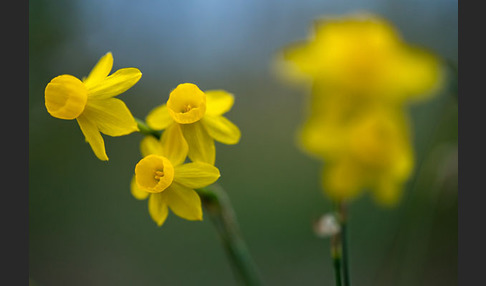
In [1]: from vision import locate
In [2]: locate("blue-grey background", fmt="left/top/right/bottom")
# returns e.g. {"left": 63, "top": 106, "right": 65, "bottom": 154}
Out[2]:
{"left": 29, "top": 0, "right": 458, "bottom": 285}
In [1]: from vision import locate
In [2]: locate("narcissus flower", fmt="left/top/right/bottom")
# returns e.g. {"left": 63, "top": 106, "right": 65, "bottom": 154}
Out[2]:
{"left": 145, "top": 83, "right": 241, "bottom": 165}
{"left": 273, "top": 13, "right": 443, "bottom": 207}
{"left": 44, "top": 52, "right": 141, "bottom": 161}
{"left": 315, "top": 107, "right": 414, "bottom": 205}
{"left": 278, "top": 13, "right": 443, "bottom": 102}
{"left": 131, "top": 131, "right": 220, "bottom": 226}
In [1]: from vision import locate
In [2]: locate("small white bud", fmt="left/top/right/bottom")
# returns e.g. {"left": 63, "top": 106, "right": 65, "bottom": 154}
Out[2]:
{"left": 313, "top": 213, "right": 341, "bottom": 238}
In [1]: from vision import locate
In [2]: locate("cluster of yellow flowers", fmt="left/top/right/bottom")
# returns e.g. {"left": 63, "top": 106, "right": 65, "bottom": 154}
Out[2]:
{"left": 44, "top": 52, "right": 241, "bottom": 226}
{"left": 278, "top": 14, "right": 443, "bottom": 206}
{"left": 43, "top": 12, "right": 443, "bottom": 226}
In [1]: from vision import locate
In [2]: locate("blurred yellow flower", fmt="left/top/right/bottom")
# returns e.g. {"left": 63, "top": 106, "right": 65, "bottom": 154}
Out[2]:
{"left": 44, "top": 52, "right": 141, "bottom": 161}
{"left": 273, "top": 13, "right": 446, "bottom": 206}
{"left": 145, "top": 83, "right": 241, "bottom": 165}
{"left": 279, "top": 13, "right": 443, "bottom": 102}
{"left": 310, "top": 106, "right": 414, "bottom": 205}
{"left": 131, "top": 135, "right": 220, "bottom": 226}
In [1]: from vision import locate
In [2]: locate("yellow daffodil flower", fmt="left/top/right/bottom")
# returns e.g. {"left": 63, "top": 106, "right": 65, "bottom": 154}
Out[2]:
{"left": 278, "top": 13, "right": 443, "bottom": 102}
{"left": 130, "top": 132, "right": 220, "bottom": 226}
{"left": 44, "top": 52, "right": 141, "bottom": 161}
{"left": 313, "top": 107, "right": 414, "bottom": 205}
{"left": 145, "top": 83, "right": 241, "bottom": 165}
{"left": 296, "top": 82, "right": 401, "bottom": 160}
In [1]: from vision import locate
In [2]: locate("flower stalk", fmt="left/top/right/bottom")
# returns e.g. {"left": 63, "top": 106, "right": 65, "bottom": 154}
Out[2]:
{"left": 331, "top": 201, "right": 351, "bottom": 286}
{"left": 197, "top": 185, "right": 264, "bottom": 286}
{"left": 339, "top": 202, "right": 351, "bottom": 286}
{"left": 135, "top": 117, "right": 162, "bottom": 139}
{"left": 331, "top": 233, "right": 343, "bottom": 286}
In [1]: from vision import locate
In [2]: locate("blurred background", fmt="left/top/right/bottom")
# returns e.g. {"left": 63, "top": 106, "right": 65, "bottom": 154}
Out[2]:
{"left": 29, "top": 0, "right": 457, "bottom": 285}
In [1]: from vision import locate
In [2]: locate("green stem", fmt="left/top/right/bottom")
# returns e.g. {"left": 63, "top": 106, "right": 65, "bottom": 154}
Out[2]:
{"left": 339, "top": 203, "right": 351, "bottom": 286}
{"left": 197, "top": 185, "right": 264, "bottom": 286}
{"left": 331, "top": 233, "right": 343, "bottom": 286}
{"left": 330, "top": 201, "right": 350, "bottom": 286}
{"left": 135, "top": 117, "right": 162, "bottom": 139}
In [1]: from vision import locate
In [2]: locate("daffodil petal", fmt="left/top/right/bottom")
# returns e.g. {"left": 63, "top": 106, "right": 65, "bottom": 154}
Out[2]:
{"left": 76, "top": 114, "right": 108, "bottom": 161}
{"left": 372, "top": 177, "right": 403, "bottom": 207}
{"left": 390, "top": 139, "right": 414, "bottom": 181}
{"left": 205, "top": 90, "right": 234, "bottom": 115}
{"left": 140, "top": 136, "right": 164, "bottom": 157}
{"left": 146, "top": 104, "right": 174, "bottom": 131}
{"left": 148, "top": 193, "right": 170, "bottom": 226}
{"left": 281, "top": 42, "right": 318, "bottom": 79}
{"left": 181, "top": 121, "right": 215, "bottom": 165}
{"left": 160, "top": 123, "right": 188, "bottom": 166}
{"left": 131, "top": 175, "right": 149, "bottom": 200}
{"left": 164, "top": 183, "right": 203, "bottom": 221}
{"left": 202, "top": 115, "right": 241, "bottom": 145}
{"left": 395, "top": 47, "right": 443, "bottom": 101}
{"left": 174, "top": 162, "right": 220, "bottom": 189}
{"left": 322, "top": 158, "right": 365, "bottom": 201}
{"left": 83, "top": 52, "right": 114, "bottom": 88}
{"left": 298, "top": 117, "right": 344, "bottom": 159}
{"left": 82, "top": 98, "right": 138, "bottom": 137}
{"left": 88, "top": 68, "right": 142, "bottom": 100}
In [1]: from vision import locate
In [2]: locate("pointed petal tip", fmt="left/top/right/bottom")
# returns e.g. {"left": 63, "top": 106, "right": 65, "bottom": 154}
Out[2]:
{"left": 193, "top": 208, "right": 203, "bottom": 221}
{"left": 98, "top": 154, "right": 109, "bottom": 161}
{"left": 96, "top": 150, "right": 109, "bottom": 161}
